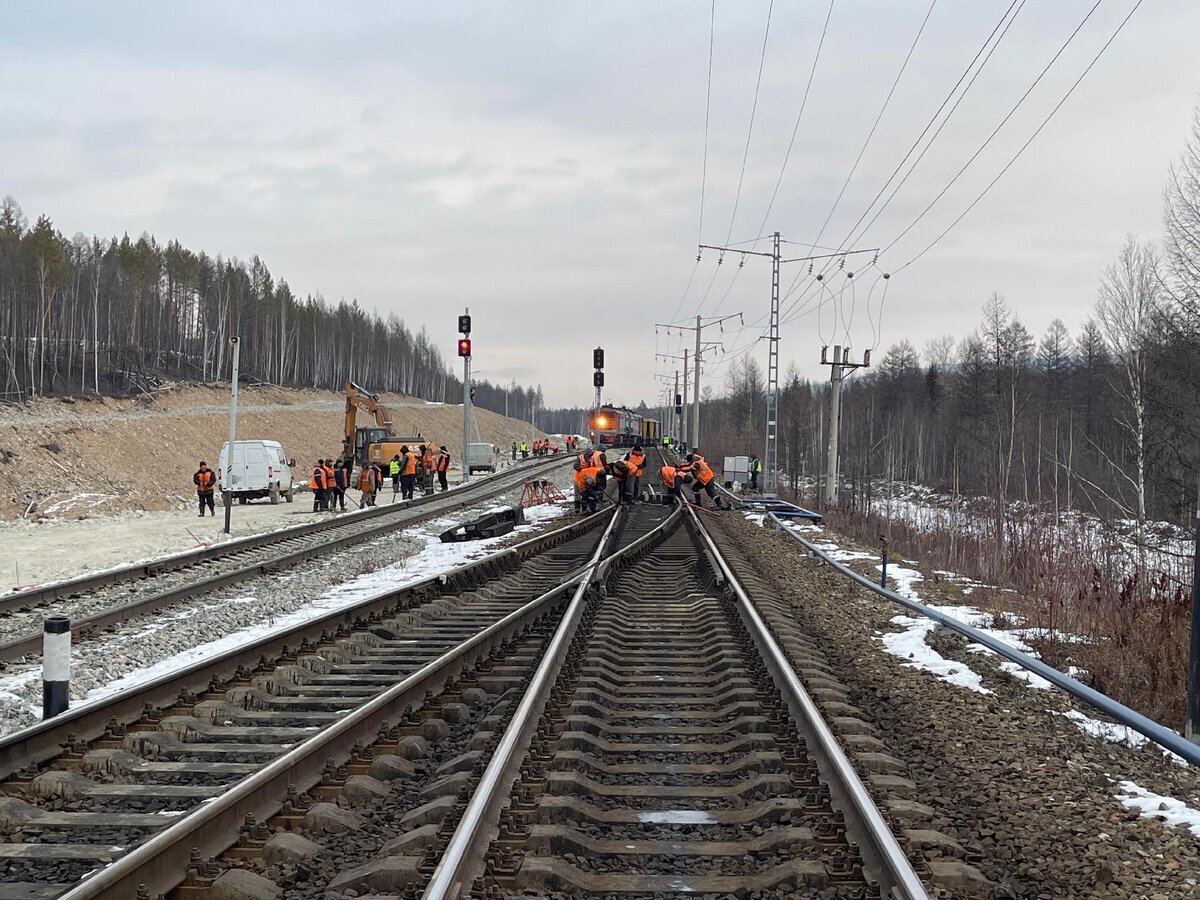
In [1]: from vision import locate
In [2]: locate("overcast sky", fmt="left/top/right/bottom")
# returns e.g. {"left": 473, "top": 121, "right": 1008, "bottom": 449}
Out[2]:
{"left": 2, "top": 2, "right": 1197, "bottom": 407}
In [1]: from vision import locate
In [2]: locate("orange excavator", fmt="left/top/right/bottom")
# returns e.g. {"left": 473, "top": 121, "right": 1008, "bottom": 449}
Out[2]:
{"left": 340, "top": 382, "right": 430, "bottom": 470}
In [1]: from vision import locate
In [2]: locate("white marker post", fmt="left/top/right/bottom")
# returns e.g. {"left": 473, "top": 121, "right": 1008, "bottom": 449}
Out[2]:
{"left": 42, "top": 615, "right": 71, "bottom": 719}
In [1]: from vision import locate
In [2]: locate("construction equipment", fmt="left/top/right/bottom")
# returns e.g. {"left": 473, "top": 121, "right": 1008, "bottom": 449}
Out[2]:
{"left": 340, "top": 382, "right": 433, "bottom": 472}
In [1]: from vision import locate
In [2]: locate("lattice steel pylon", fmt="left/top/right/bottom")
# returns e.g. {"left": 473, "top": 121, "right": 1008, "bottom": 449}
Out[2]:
{"left": 764, "top": 232, "right": 780, "bottom": 496}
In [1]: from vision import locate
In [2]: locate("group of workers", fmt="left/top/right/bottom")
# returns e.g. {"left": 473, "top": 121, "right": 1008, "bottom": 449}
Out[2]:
{"left": 571, "top": 445, "right": 728, "bottom": 513}
{"left": 512, "top": 438, "right": 561, "bottom": 460}
{"left": 308, "top": 444, "right": 451, "bottom": 510}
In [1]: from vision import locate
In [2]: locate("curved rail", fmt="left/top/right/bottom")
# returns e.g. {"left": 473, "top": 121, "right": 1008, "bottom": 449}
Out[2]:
{"left": 56, "top": 507, "right": 625, "bottom": 900}
{"left": 422, "top": 504, "right": 680, "bottom": 899}
{"left": 0, "top": 502, "right": 607, "bottom": 779}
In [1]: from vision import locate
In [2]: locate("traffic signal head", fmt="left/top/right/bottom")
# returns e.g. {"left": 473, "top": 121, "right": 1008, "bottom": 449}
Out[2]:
{"left": 457, "top": 338, "right": 471, "bottom": 358}
{"left": 458, "top": 314, "right": 472, "bottom": 335}
{"left": 593, "top": 347, "right": 604, "bottom": 370}
{"left": 593, "top": 371, "right": 604, "bottom": 388}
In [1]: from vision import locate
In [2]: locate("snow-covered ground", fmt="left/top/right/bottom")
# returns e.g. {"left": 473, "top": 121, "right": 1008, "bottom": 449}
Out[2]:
{"left": 0, "top": 485, "right": 574, "bottom": 737}
{"left": 862, "top": 479, "right": 1190, "bottom": 578}
{"left": 0, "top": 465, "right": 516, "bottom": 592}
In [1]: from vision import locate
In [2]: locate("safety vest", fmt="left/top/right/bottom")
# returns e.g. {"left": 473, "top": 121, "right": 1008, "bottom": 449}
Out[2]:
{"left": 310, "top": 467, "right": 325, "bottom": 489}
{"left": 323, "top": 465, "right": 336, "bottom": 488}
{"left": 577, "top": 450, "right": 602, "bottom": 469}
{"left": 520, "top": 442, "right": 527, "bottom": 452}
{"left": 690, "top": 458, "right": 714, "bottom": 485}
{"left": 389, "top": 459, "right": 401, "bottom": 476}
{"left": 401, "top": 453, "right": 417, "bottom": 476}
{"left": 572, "top": 468, "right": 587, "bottom": 493}
{"left": 662, "top": 436, "right": 670, "bottom": 445}
{"left": 660, "top": 465, "right": 678, "bottom": 490}
{"left": 422, "top": 450, "right": 435, "bottom": 472}
{"left": 437, "top": 452, "right": 450, "bottom": 473}
{"left": 194, "top": 470, "right": 215, "bottom": 493}
{"left": 626, "top": 452, "right": 645, "bottom": 476}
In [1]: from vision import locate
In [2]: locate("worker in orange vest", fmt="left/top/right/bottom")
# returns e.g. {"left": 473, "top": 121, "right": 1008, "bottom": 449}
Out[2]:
{"left": 609, "top": 458, "right": 636, "bottom": 505}
{"left": 680, "top": 452, "right": 727, "bottom": 509}
{"left": 624, "top": 445, "right": 646, "bottom": 503}
{"left": 659, "top": 464, "right": 684, "bottom": 505}
{"left": 577, "top": 456, "right": 606, "bottom": 513}
{"left": 322, "top": 459, "right": 337, "bottom": 512}
{"left": 419, "top": 444, "right": 435, "bottom": 495}
{"left": 311, "top": 459, "right": 328, "bottom": 512}
{"left": 193, "top": 461, "right": 216, "bottom": 517}
{"left": 436, "top": 445, "right": 451, "bottom": 492}
{"left": 399, "top": 445, "right": 418, "bottom": 500}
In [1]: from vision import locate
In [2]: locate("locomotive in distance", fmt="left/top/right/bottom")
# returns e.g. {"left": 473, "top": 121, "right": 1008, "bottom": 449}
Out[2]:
{"left": 588, "top": 405, "right": 661, "bottom": 447}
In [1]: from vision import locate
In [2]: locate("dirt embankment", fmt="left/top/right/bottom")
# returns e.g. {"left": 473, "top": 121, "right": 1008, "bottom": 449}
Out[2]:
{"left": 0, "top": 384, "right": 546, "bottom": 520}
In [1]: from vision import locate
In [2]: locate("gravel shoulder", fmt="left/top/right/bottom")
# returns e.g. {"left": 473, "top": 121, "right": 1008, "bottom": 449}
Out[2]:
{"left": 712, "top": 512, "right": 1200, "bottom": 899}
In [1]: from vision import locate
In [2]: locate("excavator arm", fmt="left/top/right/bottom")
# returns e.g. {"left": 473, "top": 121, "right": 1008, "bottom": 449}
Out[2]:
{"left": 341, "top": 382, "right": 397, "bottom": 466}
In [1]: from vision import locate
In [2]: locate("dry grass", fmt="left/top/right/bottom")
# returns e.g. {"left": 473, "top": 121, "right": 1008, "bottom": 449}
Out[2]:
{"left": 797, "top": 491, "right": 1192, "bottom": 727}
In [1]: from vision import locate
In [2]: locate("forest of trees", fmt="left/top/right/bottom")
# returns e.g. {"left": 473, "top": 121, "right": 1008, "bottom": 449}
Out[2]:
{"left": 0, "top": 199, "right": 542, "bottom": 420}
{"left": 693, "top": 109, "right": 1200, "bottom": 531}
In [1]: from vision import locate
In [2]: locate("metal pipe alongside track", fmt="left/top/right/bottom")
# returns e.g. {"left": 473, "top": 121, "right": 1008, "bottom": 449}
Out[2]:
{"left": 770, "top": 512, "right": 1200, "bottom": 768}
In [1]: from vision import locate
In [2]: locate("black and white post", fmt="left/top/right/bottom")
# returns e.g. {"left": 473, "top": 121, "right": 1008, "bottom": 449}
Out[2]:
{"left": 1188, "top": 473, "right": 1200, "bottom": 744}
{"left": 223, "top": 335, "right": 240, "bottom": 535}
{"left": 42, "top": 615, "right": 70, "bottom": 719}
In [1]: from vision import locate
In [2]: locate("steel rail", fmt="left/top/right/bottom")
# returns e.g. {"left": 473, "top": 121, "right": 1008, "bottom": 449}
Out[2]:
{"left": 691, "top": 506, "right": 930, "bottom": 900}
{"left": 56, "top": 511, "right": 619, "bottom": 900}
{"left": 0, "top": 505, "right": 610, "bottom": 779}
{"left": 0, "top": 456, "right": 569, "bottom": 663}
{"left": 422, "top": 505, "right": 682, "bottom": 900}
{"left": 0, "top": 455, "right": 565, "bottom": 614}
{"left": 770, "top": 512, "right": 1200, "bottom": 768}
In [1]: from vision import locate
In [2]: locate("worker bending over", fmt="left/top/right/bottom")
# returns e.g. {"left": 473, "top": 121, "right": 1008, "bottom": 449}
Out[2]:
{"left": 624, "top": 445, "right": 646, "bottom": 502}
{"left": 609, "top": 458, "right": 636, "bottom": 505}
{"left": 659, "top": 464, "right": 685, "bottom": 505}
{"left": 436, "top": 446, "right": 451, "bottom": 492}
{"left": 194, "top": 461, "right": 216, "bottom": 517}
{"left": 573, "top": 447, "right": 607, "bottom": 513}
{"left": 680, "top": 452, "right": 728, "bottom": 509}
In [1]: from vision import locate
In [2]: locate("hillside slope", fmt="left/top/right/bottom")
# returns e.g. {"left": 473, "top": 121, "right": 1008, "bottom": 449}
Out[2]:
{"left": 0, "top": 384, "right": 546, "bottom": 520}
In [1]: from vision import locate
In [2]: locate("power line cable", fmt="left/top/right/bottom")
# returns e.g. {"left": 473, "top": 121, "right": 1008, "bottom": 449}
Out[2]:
{"left": 752, "top": 0, "right": 835, "bottom": 241}
{"left": 808, "top": 0, "right": 937, "bottom": 252}
{"left": 882, "top": 0, "right": 1105, "bottom": 254}
{"left": 894, "top": 0, "right": 1145, "bottom": 272}
{"left": 720, "top": 0, "right": 775, "bottom": 249}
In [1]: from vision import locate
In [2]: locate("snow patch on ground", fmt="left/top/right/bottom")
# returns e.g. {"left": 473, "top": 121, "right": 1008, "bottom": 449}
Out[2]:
{"left": 880, "top": 613, "right": 992, "bottom": 695}
{"left": 0, "top": 500, "right": 571, "bottom": 727}
{"left": 1116, "top": 781, "right": 1200, "bottom": 837}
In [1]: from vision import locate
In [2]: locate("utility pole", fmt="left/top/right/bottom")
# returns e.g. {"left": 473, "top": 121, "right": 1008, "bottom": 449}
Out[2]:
{"left": 223, "top": 336, "right": 240, "bottom": 535}
{"left": 458, "top": 311, "right": 472, "bottom": 483}
{"left": 656, "top": 313, "right": 739, "bottom": 454}
{"left": 698, "top": 235, "right": 879, "bottom": 496}
{"left": 820, "top": 344, "right": 869, "bottom": 506}
{"left": 674, "top": 370, "right": 681, "bottom": 447}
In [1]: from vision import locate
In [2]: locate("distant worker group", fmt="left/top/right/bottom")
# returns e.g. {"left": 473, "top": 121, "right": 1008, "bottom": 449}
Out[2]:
{"left": 571, "top": 443, "right": 728, "bottom": 513}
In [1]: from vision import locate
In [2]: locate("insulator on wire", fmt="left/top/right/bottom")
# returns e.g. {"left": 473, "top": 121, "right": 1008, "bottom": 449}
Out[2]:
{"left": 839, "top": 257, "right": 846, "bottom": 269}
{"left": 873, "top": 252, "right": 879, "bottom": 264}
{"left": 808, "top": 262, "right": 813, "bottom": 274}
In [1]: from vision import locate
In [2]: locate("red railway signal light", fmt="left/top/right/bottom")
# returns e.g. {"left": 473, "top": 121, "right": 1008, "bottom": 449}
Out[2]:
{"left": 457, "top": 338, "right": 471, "bottom": 358}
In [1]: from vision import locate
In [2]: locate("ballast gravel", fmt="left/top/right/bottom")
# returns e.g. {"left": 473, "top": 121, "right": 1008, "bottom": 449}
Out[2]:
{"left": 0, "top": 471, "right": 576, "bottom": 739}
{"left": 712, "top": 513, "right": 1200, "bottom": 899}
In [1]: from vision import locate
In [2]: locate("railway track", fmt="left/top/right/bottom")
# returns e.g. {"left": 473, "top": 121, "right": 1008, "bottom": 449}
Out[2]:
{"left": 0, "top": 456, "right": 567, "bottom": 664}
{"left": 0, "top": 497, "right": 671, "bottom": 899}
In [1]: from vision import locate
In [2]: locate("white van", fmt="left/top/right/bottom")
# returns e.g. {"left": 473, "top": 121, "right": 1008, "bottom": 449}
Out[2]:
{"left": 218, "top": 440, "right": 295, "bottom": 504}
{"left": 466, "top": 442, "right": 497, "bottom": 474}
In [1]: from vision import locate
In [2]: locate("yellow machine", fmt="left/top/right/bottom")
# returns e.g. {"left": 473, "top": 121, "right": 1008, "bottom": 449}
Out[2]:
{"left": 340, "top": 382, "right": 432, "bottom": 470}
